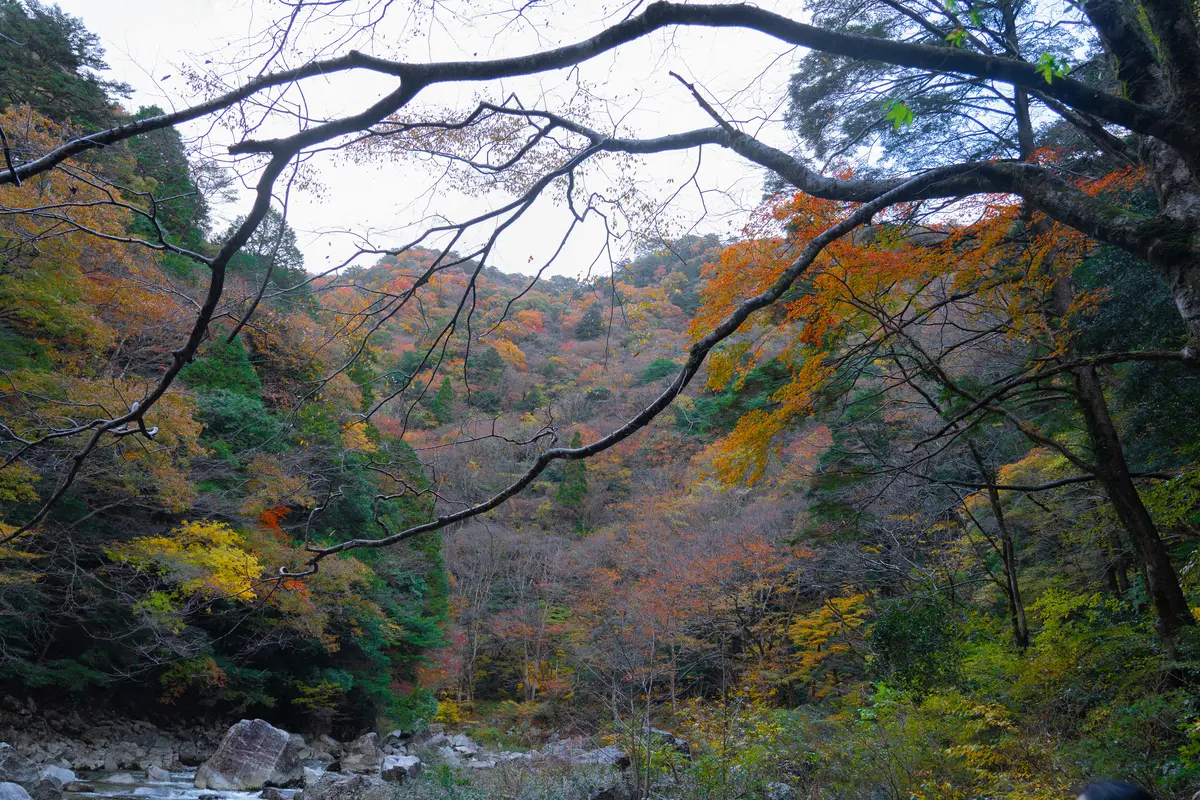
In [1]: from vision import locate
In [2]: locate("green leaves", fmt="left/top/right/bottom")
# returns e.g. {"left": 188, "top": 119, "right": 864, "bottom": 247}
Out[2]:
{"left": 1037, "top": 53, "right": 1069, "bottom": 83}
{"left": 883, "top": 99, "right": 915, "bottom": 131}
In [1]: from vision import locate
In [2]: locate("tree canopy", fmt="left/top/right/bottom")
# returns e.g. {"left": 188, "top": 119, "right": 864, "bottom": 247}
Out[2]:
{"left": 3, "top": 0, "right": 1200, "bottom": 794}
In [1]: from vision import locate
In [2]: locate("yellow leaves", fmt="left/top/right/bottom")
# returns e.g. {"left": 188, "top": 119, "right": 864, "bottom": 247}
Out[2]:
{"left": 995, "top": 448, "right": 1066, "bottom": 486}
{"left": 704, "top": 341, "right": 755, "bottom": 392}
{"left": 110, "top": 520, "right": 263, "bottom": 600}
{"left": 341, "top": 422, "right": 377, "bottom": 453}
{"left": 788, "top": 593, "right": 871, "bottom": 683}
{"left": 0, "top": 462, "right": 39, "bottom": 504}
{"left": 1, "top": 372, "right": 202, "bottom": 512}
{"left": 492, "top": 338, "right": 528, "bottom": 371}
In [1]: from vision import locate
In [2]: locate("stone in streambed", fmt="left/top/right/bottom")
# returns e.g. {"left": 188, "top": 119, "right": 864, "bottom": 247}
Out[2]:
{"left": 194, "top": 720, "right": 303, "bottom": 791}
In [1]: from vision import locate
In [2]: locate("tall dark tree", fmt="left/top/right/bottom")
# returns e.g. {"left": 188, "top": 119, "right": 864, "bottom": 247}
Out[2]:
{"left": 575, "top": 303, "right": 604, "bottom": 341}
{"left": 555, "top": 431, "right": 588, "bottom": 511}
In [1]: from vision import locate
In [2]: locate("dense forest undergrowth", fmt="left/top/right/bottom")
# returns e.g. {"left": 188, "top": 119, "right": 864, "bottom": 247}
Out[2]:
{"left": 4, "top": 0, "right": 1200, "bottom": 797}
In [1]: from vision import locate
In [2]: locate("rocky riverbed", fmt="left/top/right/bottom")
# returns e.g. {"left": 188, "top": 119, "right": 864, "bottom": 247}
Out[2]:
{"left": 0, "top": 697, "right": 626, "bottom": 800}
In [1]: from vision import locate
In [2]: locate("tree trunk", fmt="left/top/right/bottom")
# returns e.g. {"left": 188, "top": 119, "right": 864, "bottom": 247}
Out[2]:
{"left": 1072, "top": 364, "right": 1194, "bottom": 649}
{"left": 1104, "top": 526, "right": 1131, "bottom": 597}
{"left": 969, "top": 441, "right": 1029, "bottom": 649}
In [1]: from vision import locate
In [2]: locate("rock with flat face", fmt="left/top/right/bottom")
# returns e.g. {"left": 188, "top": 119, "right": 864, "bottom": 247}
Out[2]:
{"left": 336, "top": 734, "right": 380, "bottom": 775}
{"left": 449, "top": 735, "right": 477, "bottom": 758}
{"left": 195, "top": 720, "right": 304, "bottom": 790}
{"left": 0, "top": 747, "right": 38, "bottom": 785}
{"left": 379, "top": 755, "right": 421, "bottom": 783}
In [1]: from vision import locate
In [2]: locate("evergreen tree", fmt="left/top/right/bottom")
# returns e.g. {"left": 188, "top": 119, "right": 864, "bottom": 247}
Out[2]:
{"left": 179, "top": 337, "right": 261, "bottom": 397}
{"left": 0, "top": 0, "right": 130, "bottom": 130}
{"left": 574, "top": 303, "right": 604, "bottom": 340}
{"left": 466, "top": 346, "right": 505, "bottom": 411}
{"left": 222, "top": 208, "right": 307, "bottom": 291}
{"left": 127, "top": 106, "right": 210, "bottom": 252}
{"left": 426, "top": 379, "right": 455, "bottom": 424}
{"left": 556, "top": 431, "right": 588, "bottom": 510}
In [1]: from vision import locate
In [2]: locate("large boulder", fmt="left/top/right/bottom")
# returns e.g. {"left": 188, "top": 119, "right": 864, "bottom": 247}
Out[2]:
{"left": 298, "top": 774, "right": 394, "bottom": 800}
{"left": 336, "top": 734, "right": 380, "bottom": 774}
{"left": 195, "top": 720, "right": 304, "bottom": 790}
{"left": 0, "top": 746, "right": 38, "bottom": 784}
{"left": 0, "top": 783, "right": 31, "bottom": 800}
{"left": 379, "top": 755, "right": 421, "bottom": 783}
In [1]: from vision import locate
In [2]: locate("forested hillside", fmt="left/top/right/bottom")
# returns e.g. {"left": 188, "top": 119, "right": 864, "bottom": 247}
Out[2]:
{"left": 4, "top": 0, "right": 1200, "bottom": 798}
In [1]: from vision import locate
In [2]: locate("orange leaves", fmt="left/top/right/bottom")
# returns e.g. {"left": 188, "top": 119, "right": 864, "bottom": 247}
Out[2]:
{"left": 257, "top": 506, "right": 289, "bottom": 535}
{"left": 709, "top": 355, "right": 833, "bottom": 487}
{"left": 691, "top": 164, "right": 1145, "bottom": 490}
{"left": 514, "top": 308, "right": 544, "bottom": 332}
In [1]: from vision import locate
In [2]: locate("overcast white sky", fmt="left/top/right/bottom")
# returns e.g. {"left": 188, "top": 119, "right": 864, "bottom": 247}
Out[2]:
{"left": 55, "top": 0, "right": 802, "bottom": 277}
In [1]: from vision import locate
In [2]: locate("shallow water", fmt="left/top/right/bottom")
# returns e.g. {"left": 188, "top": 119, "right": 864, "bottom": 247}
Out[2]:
{"left": 69, "top": 770, "right": 301, "bottom": 800}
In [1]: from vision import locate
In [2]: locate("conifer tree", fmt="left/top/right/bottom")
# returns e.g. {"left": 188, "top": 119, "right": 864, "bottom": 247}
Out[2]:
{"left": 556, "top": 431, "right": 588, "bottom": 510}
{"left": 574, "top": 304, "right": 604, "bottom": 341}
{"left": 428, "top": 379, "right": 455, "bottom": 425}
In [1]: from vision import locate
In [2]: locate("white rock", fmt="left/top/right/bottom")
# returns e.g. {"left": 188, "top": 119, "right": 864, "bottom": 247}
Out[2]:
{"left": 39, "top": 768, "right": 74, "bottom": 785}
{"left": 301, "top": 766, "right": 325, "bottom": 787}
{"left": 0, "top": 782, "right": 31, "bottom": 800}
{"left": 449, "top": 735, "right": 477, "bottom": 757}
{"left": 106, "top": 774, "right": 137, "bottom": 785}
